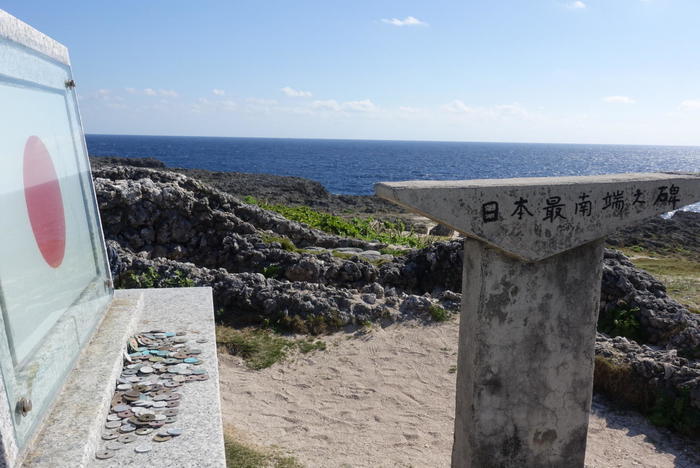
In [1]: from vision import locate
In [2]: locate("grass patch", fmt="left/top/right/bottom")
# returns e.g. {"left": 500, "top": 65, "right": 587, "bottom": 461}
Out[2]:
{"left": 297, "top": 338, "right": 327, "bottom": 353}
{"left": 429, "top": 304, "right": 450, "bottom": 322}
{"left": 260, "top": 233, "right": 299, "bottom": 252}
{"left": 216, "top": 326, "right": 327, "bottom": 369}
{"left": 217, "top": 327, "right": 292, "bottom": 370}
{"left": 245, "top": 196, "right": 437, "bottom": 248}
{"left": 620, "top": 247, "right": 700, "bottom": 313}
{"left": 379, "top": 247, "right": 410, "bottom": 256}
{"left": 331, "top": 251, "right": 356, "bottom": 261}
{"left": 224, "top": 432, "right": 303, "bottom": 468}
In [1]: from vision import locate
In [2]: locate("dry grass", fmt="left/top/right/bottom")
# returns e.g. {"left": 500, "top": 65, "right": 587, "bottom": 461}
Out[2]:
{"left": 224, "top": 427, "right": 303, "bottom": 468}
{"left": 216, "top": 326, "right": 326, "bottom": 370}
{"left": 620, "top": 247, "right": 700, "bottom": 313}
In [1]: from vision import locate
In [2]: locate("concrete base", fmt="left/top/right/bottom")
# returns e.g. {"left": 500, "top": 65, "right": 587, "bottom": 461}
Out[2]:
{"left": 19, "top": 288, "right": 225, "bottom": 468}
{"left": 452, "top": 239, "right": 604, "bottom": 468}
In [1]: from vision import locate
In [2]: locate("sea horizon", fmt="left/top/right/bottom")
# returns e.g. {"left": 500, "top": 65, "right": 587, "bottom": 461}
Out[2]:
{"left": 86, "top": 134, "right": 700, "bottom": 212}
{"left": 86, "top": 133, "right": 700, "bottom": 149}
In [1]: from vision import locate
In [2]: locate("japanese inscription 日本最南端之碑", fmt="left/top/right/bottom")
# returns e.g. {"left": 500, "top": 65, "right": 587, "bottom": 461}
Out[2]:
{"left": 480, "top": 184, "right": 682, "bottom": 224}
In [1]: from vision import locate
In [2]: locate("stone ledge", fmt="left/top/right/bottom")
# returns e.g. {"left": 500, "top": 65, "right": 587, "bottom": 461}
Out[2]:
{"left": 20, "top": 288, "right": 225, "bottom": 468}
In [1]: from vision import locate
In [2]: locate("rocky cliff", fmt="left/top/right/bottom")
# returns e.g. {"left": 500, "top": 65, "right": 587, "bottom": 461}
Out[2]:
{"left": 93, "top": 161, "right": 700, "bottom": 434}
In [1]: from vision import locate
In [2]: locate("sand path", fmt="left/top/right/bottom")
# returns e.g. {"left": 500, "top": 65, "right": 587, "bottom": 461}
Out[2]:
{"left": 219, "top": 319, "right": 700, "bottom": 467}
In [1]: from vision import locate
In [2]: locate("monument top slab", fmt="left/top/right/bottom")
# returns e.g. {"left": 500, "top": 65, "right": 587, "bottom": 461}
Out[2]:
{"left": 0, "top": 9, "right": 69, "bottom": 65}
{"left": 376, "top": 172, "right": 700, "bottom": 261}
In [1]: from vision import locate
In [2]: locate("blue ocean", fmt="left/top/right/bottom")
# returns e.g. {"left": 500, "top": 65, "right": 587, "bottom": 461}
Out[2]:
{"left": 86, "top": 135, "right": 700, "bottom": 212}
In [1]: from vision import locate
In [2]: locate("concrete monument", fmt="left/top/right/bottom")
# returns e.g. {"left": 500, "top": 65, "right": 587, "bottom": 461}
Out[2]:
{"left": 376, "top": 172, "right": 700, "bottom": 467}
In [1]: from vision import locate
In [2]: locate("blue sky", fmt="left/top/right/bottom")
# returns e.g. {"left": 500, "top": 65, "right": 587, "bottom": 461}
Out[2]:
{"left": 5, "top": 1, "right": 700, "bottom": 145}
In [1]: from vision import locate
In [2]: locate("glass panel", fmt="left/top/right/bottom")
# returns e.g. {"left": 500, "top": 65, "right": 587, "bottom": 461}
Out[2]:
{"left": 0, "top": 36, "right": 112, "bottom": 447}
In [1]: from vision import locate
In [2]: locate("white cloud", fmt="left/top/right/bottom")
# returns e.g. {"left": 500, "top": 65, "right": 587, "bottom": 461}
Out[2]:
{"left": 680, "top": 99, "right": 700, "bottom": 111}
{"left": 569, "top": 1, "right": 586, "bottom": 9}
{"left": 311, "top": 100, "right": 342, "bottom": 111}
{"left": 144, "top": 88, "right": 157, "bottom": 96}
{"left": 192, "top": 97, "right": 237, "bottom": 113}
{"left": 97, "top": 88, "right": 111, "bottom": 96}
{"left": 442, "top": 100, "right": 475, "bottom": 113}
{"left": 399, "top": 106, "right": 420, "bottom": 113}
{"left": 158, "top": 89, "right": 179, "bottom": 98}
{"left": 492, "top": 104, "right": 530, "bottom": 118}
{"left": 381, "top": 16, "right": 428, "bottom": 27}
{"left": 442, "top": 100, "right": 531, "bottom": 120}
{"left": 282, "top": 86, "right": 312, "bottom": 98}
{"left": 125, "top": 87, "right": 137, "bottom": 94}
{"left": 212, "top": 89, "right": 226, "bottom": 96}
{"left": 220, "top": 100, "right": 237, "bottom": 110}
{"left": 343, "top": 99, "right": 377, "bottom": 112}
{"left": 603, "top": 95, "right": 636, "bottom": 104}
{"left": 247, "top": 98, "right": 278, "bottom": 106}
{"left": 311, "top": 99, "right": 377, "bottom": 112}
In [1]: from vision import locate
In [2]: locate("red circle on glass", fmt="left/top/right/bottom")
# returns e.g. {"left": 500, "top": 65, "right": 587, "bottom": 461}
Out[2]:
{"left": 23, "top": 136, "right": 66, "bottom": 268}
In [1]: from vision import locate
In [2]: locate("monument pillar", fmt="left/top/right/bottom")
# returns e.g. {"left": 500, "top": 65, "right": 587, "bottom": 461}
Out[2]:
{"left": 453, "top": 238, "right": 603, "bottom": 467}
{"left": 376, "top": 172, "right": 700, "bottom": 467}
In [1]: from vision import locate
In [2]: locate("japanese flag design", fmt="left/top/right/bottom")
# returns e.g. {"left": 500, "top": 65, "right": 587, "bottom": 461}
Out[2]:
{"left": 0, "top": 84, "right": 100, "bottom": 364}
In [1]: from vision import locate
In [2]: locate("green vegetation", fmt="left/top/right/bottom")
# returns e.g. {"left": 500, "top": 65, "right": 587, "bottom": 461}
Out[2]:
{"left": 224, "top": 432, "right": 303, "bottom": 468}
{"left": 428, "top": 304, "right": 450, "bottom": 322}
{"left": 262, "top": 265, "right": 282, "bottom": 278}
{"left": 597, "top": 306, "right": 645, "bottom": 342}
{"left": 119, "top": 267, "right": 195, "bottom": 289}
{"left": 245, "top": 196, "right": 438, "bottom": 248}
{"left": 594, "top": 356, "right": 700, "bottom": 437}
{"left": 216, "top": 326, "right": 327, "bottom": 370}
{"left": 297, "top": 338, "right": 327, "bottom": 353}
{"left": 379, "top": 247, "right": 409, "bottom": 256}
{"left": 648, "top": 390, "right": 700, "bottom": 435}
{"left": 448, "top": 365, "right": 457, "bottom": 374}
{"left": 260, "top": 233, "right": 298, "bottom": 252}
{"left": 620, "top": 246, "right": 700, "bottom": 313}
{"left": 593, "top": 356, "right": 654, "bottom": 409}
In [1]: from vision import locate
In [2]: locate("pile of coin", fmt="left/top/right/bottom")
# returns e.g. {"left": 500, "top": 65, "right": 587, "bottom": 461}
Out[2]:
{"left": 95, "top": 330, "right": 208, "bottom": 460}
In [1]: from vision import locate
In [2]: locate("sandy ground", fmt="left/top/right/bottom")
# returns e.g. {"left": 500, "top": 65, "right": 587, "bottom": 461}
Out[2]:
{"left": 219, "top": 319, "right": 700, "bottom": 468}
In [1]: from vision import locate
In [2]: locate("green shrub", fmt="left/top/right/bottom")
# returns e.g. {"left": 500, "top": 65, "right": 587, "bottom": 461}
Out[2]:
{"left": 262, "top": 265, "right": 282, "bottom": 278}
{"left": 597, "top": 306, "right": 645, "bottom": 341}
{"left": 163, "top": 269, "right": 195, "bottom": 288}
{"left": 429, "top": 305, "right": 450, "bottom": 322}
{"left": 126, "top": 267, "right": 159, "bottom": 288}
{"left": 121, "top": 267, "right": 194, "bottom": 289}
